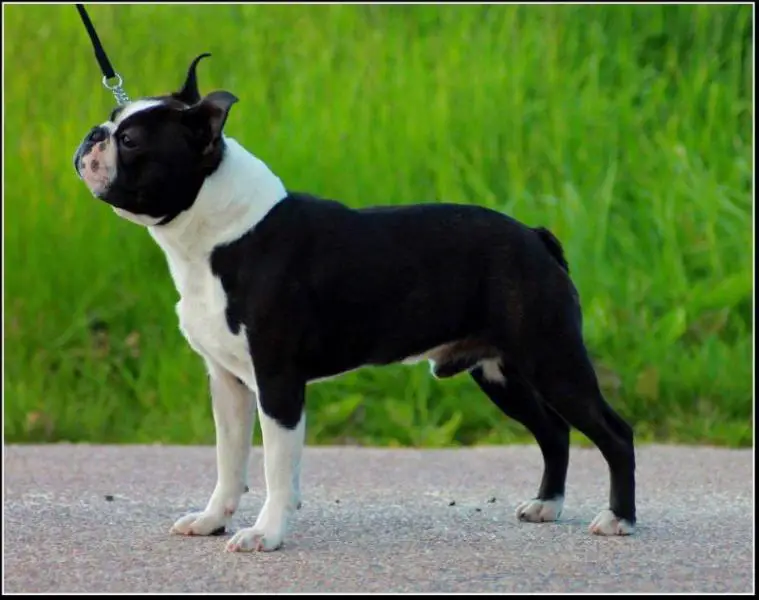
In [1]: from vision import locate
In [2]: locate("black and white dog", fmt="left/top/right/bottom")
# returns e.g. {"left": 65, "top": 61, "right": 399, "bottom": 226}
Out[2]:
{"left": 73, "top": 55, "right": 636, "bottom": 552}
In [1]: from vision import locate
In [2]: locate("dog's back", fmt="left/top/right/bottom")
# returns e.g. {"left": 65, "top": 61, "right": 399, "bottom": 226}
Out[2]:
{"left": 214, "top": 192, "right": 577, "bottom": 384}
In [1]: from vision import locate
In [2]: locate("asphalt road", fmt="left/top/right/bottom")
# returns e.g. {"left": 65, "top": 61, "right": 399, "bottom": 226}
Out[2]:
{"left": 3, "top": 444, "right": 754, "bottom": 593}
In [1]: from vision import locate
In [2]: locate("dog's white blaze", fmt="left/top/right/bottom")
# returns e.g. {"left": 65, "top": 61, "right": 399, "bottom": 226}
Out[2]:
{"left": 114, "top": 99, "right": 164, "bottom": 126}
{"left": 226, "top": 408, "right": 305, "bottom": 552}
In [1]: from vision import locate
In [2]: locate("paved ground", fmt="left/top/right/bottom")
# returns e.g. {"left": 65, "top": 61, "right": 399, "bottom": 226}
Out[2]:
{"left": 3, "top": 444, "right": 754, "bottom": 593}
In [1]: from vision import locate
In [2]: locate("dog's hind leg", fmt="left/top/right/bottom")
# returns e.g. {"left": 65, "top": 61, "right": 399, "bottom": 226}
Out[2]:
{"left": 534, "top": 326, "right": 636, "bottom": 536}
{"left": 471, "top": 364, "right": 570, "bottom": 523}
{"left": 170, "top": 363, "right": 256, "bottom": 537}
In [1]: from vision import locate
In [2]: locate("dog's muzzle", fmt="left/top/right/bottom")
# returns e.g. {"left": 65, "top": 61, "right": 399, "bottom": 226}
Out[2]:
{"left": 74, "top": 125, "right": 117, "bottom": 199}
{"left": 73, "top": 125, "right": 109, "bottom": 176}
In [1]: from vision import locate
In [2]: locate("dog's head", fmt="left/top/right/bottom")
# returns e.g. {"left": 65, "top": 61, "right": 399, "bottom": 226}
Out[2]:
{"left": 73, "top": 54, "right": 238, "bottom": 225}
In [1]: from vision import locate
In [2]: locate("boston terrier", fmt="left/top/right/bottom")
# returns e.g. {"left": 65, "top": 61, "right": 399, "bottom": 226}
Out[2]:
{"left": 73, "top": 54, "right": 636, "bottom": 552}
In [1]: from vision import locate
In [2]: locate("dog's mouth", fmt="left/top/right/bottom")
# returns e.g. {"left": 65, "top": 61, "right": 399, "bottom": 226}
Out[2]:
{"left": 79, "top": 167, "right": 111, "bottom": 198}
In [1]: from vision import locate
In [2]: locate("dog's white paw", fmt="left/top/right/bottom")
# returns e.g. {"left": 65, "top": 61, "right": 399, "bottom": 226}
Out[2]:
{"left": 516, "top": 496, "right": 564, "bottom": 522}
{"left": 226, "top": 524, "right": 285, "bottom": 552}
{"left": 225, "top": 501, "right": 291, "bottom": 552}
{"left": 170, "top": 510, "right": 229, "bottom": 536}
{"left": 589, "top": 509, "right": 635, "bottom": 536}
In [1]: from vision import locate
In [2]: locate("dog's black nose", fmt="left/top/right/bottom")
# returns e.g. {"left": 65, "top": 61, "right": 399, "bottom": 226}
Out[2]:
{"left": 87, "top": 126, "right": 108, "bottom": 144}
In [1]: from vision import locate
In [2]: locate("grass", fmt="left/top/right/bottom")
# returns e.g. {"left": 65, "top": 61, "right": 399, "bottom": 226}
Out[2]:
{"left": 2, "top": 4, "right": 754, "bottom": 448}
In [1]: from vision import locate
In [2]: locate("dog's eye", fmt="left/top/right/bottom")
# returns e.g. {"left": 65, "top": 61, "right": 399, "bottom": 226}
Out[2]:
{"left": 118, "top": 133, "right": 137, "bottom": 149}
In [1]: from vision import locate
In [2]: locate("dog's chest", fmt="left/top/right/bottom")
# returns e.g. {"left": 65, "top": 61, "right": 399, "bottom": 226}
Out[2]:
{"left": 171, "top": 258, "right": 256, "bottom": 390}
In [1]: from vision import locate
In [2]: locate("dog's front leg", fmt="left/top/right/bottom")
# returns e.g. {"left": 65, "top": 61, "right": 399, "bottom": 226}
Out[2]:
{"left": 226, "top": 375, "right": 305, "bottom": 552}
{"left": 171, "top": 364, "right": 255, "bottom": 536}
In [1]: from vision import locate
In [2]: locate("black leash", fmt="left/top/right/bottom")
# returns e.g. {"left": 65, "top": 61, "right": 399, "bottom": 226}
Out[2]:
{"left": 76, "top": 4, "right": 130, "bottom": 105}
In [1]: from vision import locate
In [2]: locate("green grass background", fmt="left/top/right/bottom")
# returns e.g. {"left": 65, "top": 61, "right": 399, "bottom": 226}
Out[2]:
{"left": 3, "top": 4, "right": 754, "bottom": 447}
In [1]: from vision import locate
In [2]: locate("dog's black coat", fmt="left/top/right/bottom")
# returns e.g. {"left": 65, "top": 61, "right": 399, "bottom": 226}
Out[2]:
{"left": 211, "top": 194, "right": 573, "bottom": 392}
{"left": 209, "top": 192, "right": 635, "bottom": 524}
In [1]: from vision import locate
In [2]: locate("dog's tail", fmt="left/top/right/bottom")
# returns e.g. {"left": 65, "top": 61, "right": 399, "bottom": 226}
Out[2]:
{"left": 534, "top": 227, "right": 569, "bottom": 274}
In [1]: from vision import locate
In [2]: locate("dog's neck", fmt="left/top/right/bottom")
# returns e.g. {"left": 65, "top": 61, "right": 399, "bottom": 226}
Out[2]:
{"left": 148, "top": 136, "right": 287, "bottom": 263}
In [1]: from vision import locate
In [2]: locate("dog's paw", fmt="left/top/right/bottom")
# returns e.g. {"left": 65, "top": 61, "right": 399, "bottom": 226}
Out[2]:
{"left": 225, "top": 502, "right": 290, "bottom": 552}
{"left": 516, "top": 496, "right": 564, "bottom": 522}
{"left": 226, "top": 525, "right": 285, "bottom": 552}
{"left": 589, "top": 509, "right": 635, "bottom": 536}
{"left": 170, "top": 511, "right": 229, "bottom": 536}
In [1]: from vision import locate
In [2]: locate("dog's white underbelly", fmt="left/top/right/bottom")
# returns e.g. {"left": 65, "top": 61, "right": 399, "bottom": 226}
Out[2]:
{"left": 174, "top": 268, "right": 257, "bottom": 392}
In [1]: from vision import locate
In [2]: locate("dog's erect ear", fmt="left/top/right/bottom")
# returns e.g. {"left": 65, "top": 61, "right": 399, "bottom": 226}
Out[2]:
{"left": 174, "top": 53, "right": 212, "bottom": 105}
{"left": 201, "top": 91, "right": 239, "bottom": 139}
{"left": 181, "top": 90, "right": 239, "bottom": 154}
